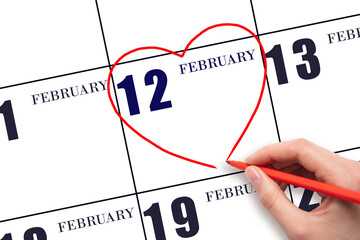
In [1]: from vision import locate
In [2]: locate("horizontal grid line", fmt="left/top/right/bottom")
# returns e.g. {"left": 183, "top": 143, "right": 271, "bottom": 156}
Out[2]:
{"left": 0, "top": 193, "right": 134, "bottom": 223}
{"left": 0, "top": 170, "right": 244, "bottom": 223}
{"left": 116, "top": 35, "right": 254, "bottom": 65}
{"left": 335, "top": 146, "right": 360, "bottom": 154}
{"left": 0, "top": 36, "right": 253, "bottom": 90}
{"left": 0, "top": 65, "right": 110, "bottom": 90}
{"left": 137, "top": 170, "right": 244, "bottom": 195}
{"left": 1, "top": 141, "right": 360, "bottom": 223}
{"left": 1, "top": 12, "right": 359, "bottom": 90}
{"left": 258, "top": 12, "right": 360, "bottom": 37}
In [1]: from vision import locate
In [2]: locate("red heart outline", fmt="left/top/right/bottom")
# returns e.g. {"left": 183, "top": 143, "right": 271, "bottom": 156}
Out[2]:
{"left": 107, "top": 23, "right": 267, "bottom": 169}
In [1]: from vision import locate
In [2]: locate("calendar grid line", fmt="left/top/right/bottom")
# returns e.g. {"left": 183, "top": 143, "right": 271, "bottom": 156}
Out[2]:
{"left": 264, "top": 76, "right": 282, "bottom": 143}
{"left": 113, "top": 35, "right": 254, "bottom": 64}
{"left": 257, "top": 12, "right": 360, "bottom": 37}
{"left": 0, "top": 169, "right": 246, "bottom": 224}
{"left": 249, "top": 0, "right": 294, "bottom": 203}
{"left": 0, "top": 193, "right": 135, "bottom": 224}
{"left": 249, "top": 0, "right": 282, "bottom": 143}
{"left": 0, "top": 141, "right": 357, "bottom": 224}
{"left": 335, "top": 146, "right": 360, "bottom": 154}
{"left": 1, "top": 12, "right": 358, "bottom": 91}
{"left": 0, "top": 36, "right": 254, "bottom": 90}
{"left": 94, "top": 1, "right": 147, "bottom": 239}
{"left": 0, "top": 65, "right": 109, "bottom": 90}
{"left": 136, "top": 170, "right": 245, "bottom": 195}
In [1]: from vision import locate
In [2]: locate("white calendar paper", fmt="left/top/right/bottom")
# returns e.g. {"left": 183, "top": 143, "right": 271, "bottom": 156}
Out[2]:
{"left": 1, "top": 1, "right": 359, "bottom": 239}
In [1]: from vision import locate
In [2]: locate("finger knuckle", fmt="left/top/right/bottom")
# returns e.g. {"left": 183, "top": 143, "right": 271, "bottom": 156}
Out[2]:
{"left": 290, "top": 138, "right": 311, "bottom": 158}
{"left": 293, "top": 138, "right": 310, "bottom": 149}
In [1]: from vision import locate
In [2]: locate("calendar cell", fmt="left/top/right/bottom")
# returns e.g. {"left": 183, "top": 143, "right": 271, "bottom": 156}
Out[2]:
{"left": 96, "top": 0, "right": 258, "bottom": 63}
{"left": 139, "top": 173, "right": 287, "bottom": 239}
{"left": 0, "top": 69, "right": 134, "bottom": 220}
{"left": 0, "top": 1, "right": 108, "bottom": 87}
{"left": 261, "top": 15, "right": 360, "bottom": 152}
{"left": 109, "top": 36, "right": 278, "bottom": 191}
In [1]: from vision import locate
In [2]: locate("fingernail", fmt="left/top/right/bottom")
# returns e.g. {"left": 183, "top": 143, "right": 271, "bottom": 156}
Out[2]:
{"left": 245, "top": 167, "right": 261, "bottom": 190}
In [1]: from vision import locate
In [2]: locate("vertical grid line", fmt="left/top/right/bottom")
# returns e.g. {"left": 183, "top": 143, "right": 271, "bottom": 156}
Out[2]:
{"left": 249, "top": 0, "right": 294, "bottom": 203}
{"left": 94, "top": 1, "right": 147, "bottom": 239}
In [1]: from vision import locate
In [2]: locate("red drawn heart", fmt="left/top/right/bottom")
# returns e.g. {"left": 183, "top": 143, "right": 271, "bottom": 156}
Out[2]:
{"left": 107, "top": 23, "right": 267, "bottom": 169}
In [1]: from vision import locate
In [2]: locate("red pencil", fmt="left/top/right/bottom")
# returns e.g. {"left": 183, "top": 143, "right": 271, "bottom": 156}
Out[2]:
{"left": 227, "top": 160, "right": 360, "bottom": 205}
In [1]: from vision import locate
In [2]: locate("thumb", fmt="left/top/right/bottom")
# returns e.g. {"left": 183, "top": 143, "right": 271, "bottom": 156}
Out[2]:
{"left": 245, "top": 166, "right": 305, "bottom": 232}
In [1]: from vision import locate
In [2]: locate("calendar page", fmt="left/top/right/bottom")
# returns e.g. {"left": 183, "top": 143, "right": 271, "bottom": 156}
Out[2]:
{"left": 1, "top": 1, "right": 359, "bottom": 239}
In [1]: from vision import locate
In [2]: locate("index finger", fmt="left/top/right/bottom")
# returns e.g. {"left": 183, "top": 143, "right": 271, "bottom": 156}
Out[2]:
{"left": 245, "top": 139, "right": 343, "bottom": 183}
